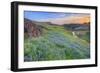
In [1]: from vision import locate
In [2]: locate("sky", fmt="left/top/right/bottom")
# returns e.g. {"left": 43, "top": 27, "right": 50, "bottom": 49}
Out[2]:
{"left": 24, "top": 11, "right": 90, "bottom": 25}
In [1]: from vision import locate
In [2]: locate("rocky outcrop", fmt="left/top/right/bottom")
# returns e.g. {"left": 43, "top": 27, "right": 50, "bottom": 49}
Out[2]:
{"left": 24, "top": 18, "right": 42, "bottom": 38}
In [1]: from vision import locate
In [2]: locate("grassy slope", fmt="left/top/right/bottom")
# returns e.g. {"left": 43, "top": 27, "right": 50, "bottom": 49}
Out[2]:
{"left": 24, "top": 23, "right": 90, "bottom": 61}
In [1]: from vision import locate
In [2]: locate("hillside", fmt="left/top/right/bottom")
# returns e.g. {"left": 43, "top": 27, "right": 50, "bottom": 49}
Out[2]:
{"left": 24, "top": 18, "right": 42, "bottom": 38}
{"left": 24, "top": 18, "right": 90, "bottom": 62}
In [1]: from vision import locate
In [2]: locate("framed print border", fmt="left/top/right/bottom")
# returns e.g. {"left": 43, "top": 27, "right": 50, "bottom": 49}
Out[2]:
{"left": 11, "top": 1, "right": 98, "bottom": 72}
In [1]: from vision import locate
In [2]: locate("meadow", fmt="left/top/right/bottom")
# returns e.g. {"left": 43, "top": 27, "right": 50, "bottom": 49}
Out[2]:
{"left": 24, "top": 22, "right": 90, "bottom": 61}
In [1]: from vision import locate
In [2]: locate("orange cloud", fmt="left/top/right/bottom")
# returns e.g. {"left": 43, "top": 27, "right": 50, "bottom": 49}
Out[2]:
{"left": 66, "top": 16, "right": 90, "bottom": 24}
{"left": 50, "top": 15, "right": 90, "bottom": 25}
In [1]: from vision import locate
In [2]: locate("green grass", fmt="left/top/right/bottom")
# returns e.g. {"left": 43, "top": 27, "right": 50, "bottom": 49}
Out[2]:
{"left": 24, "top": 23, "right": 90, "bottom": 61}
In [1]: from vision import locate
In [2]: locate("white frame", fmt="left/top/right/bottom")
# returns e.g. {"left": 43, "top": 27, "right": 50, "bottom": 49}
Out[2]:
{"left": 18, "top": 5, "right": 95, "bottom": 68}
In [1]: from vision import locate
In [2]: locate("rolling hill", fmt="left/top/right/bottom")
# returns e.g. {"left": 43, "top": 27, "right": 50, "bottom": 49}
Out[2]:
{"left": 24, "top": 18, "right": 90, "bottom": 62}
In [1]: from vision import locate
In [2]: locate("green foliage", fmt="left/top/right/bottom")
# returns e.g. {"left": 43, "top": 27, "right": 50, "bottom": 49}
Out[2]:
{"left": 24, "top": 23, "right": 90, "bottom": 61}
{"left": 80, "top": 32, "right": 90, "bottom": 42}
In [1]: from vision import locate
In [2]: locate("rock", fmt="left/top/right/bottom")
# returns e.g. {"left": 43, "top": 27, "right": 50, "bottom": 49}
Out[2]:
{"left": 24, "top": 18, "right": 42, "bottom": 38}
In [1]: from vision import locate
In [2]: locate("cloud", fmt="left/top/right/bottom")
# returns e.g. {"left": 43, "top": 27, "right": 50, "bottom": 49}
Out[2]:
{"left": 24, "top": 11, "right": 90, "bottom": 24}
{"left": 49, "top": 14, "right": 90, "bottom": 25}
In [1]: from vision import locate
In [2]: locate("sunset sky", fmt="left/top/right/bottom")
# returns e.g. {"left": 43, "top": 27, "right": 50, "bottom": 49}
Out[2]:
{"left": 24, "top": 11, "right": 90, "bottom": 25}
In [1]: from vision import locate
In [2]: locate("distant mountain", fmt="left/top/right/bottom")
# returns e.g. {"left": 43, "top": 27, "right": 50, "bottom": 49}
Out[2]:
{"left": 24, "top": 18, "right": 90, "bottom": 34}
{"left": 63, "top": 24, "right": 90, "bottom": 31}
